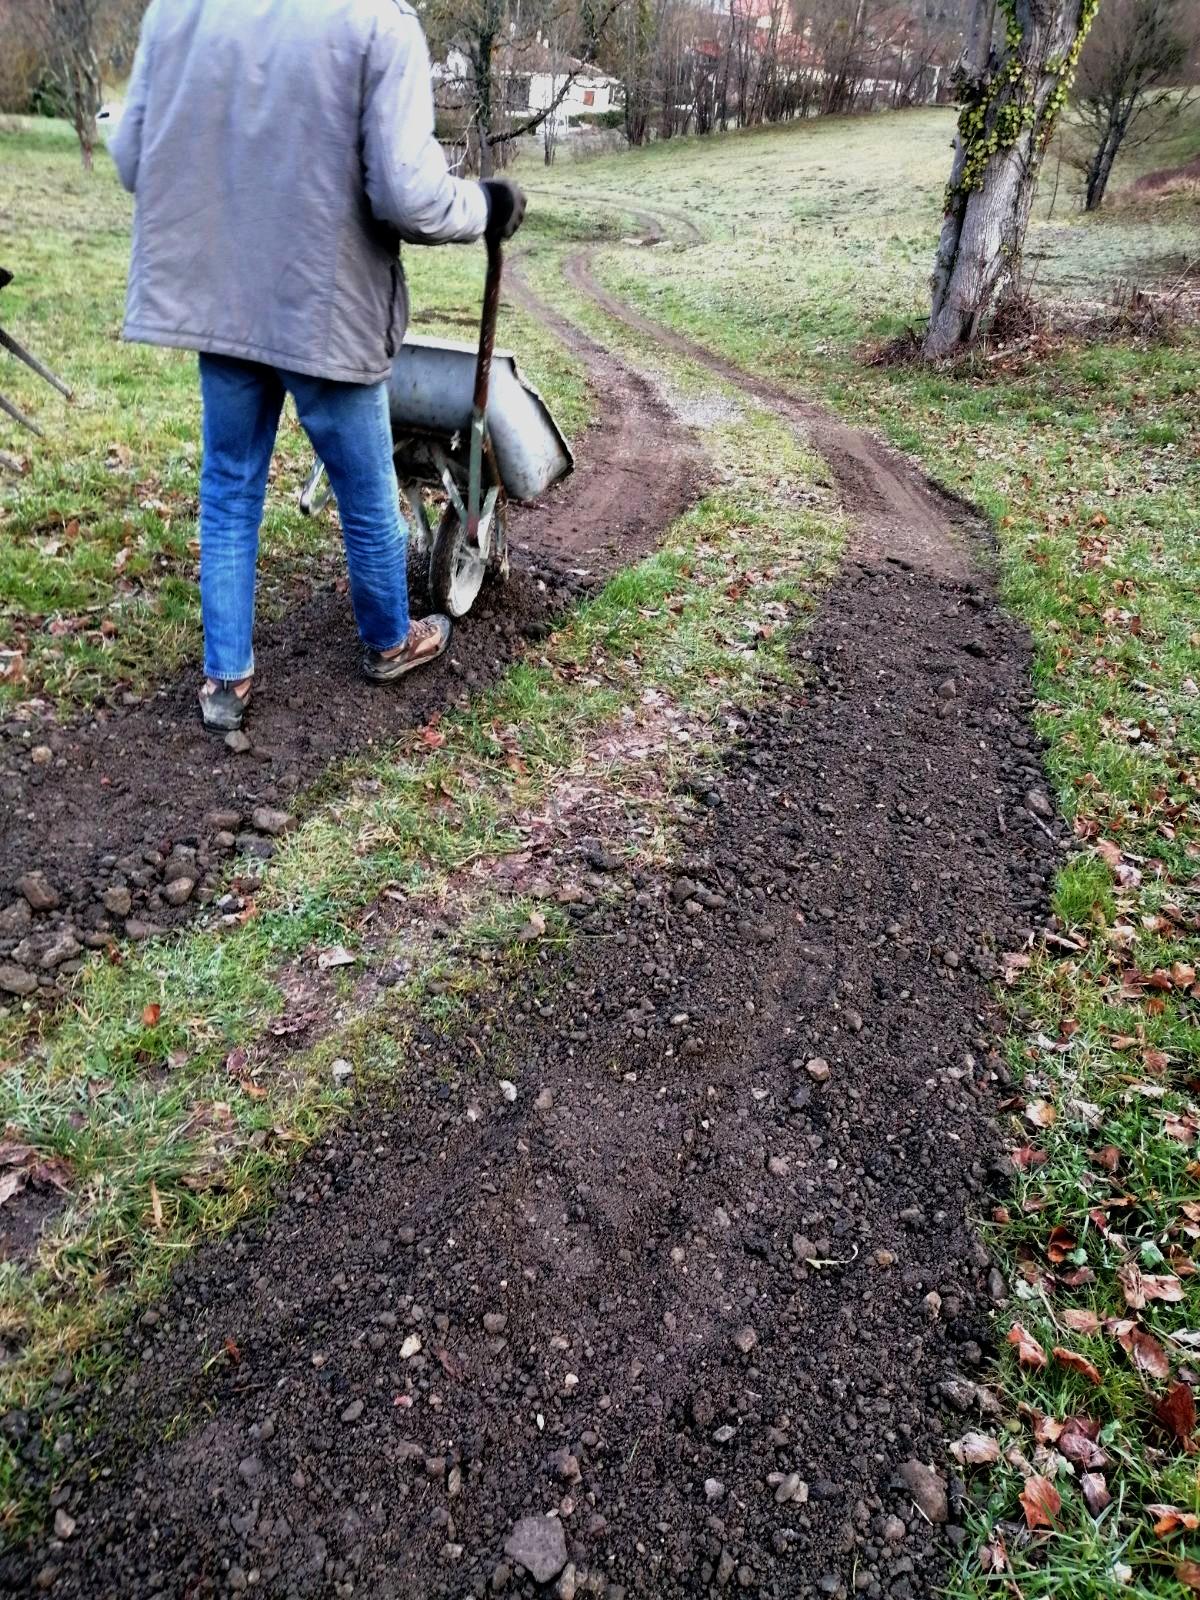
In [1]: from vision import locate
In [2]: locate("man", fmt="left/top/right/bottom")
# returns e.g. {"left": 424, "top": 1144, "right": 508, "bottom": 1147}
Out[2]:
{"left": 111, "top": 0, "right": 526, "bottom": 733}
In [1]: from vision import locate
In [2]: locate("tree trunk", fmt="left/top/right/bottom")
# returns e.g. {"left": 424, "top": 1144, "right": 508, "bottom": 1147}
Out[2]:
{"left": 925, "top": 0, "right": 1100, "bottom": 357}
{"left": 1084, "top": 122, "right": 1123, "bottom": 209}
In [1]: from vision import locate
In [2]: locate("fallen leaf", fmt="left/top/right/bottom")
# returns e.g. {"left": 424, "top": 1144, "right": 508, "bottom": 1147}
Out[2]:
{"left": 1025, "top": 1100, "right": 1057, "bottom": 1128}
{"left": 1119, "top": 1260, "right": 1147, "bottom": 1308}
{"left": 1053, "top": 1347, "right": 1104, "bottom": 1387}
{"left": 1144, "top": 1274, "right": 1185, "bottom": 1303}
{"left": 1116, "top": 1322, "right": 1171, "bottom": 1378}
{"left": 1057, "top": 1415, "right": 1107, "bottom": 1467}
{"left": 419, "top": 725, "right": 447, "bottom": 749}
{"left": 1019, "top": 1474, "right": 1061, "bottom": 1530}
{"left": 238, "top": 1080, "right": 268, "bottom": 1101}
{"left": 1177, "top": 1560, "right": 1200, "bottom": 1592}
{"left": 1030, "top": 1411, "right": 1064, "bottom": 1445}
{"left": 950, "top": 1431, "right": 1001, "bottom": 1466}
{"left": 224, "top": 1337, "right": 242, "bottom": 1365}
{"left": 1145, "top": 1047, "right": 1169, "bottom": 1073}
{"left": 979, "top": 1531, "right": 1008, "bottom": 1572}
{"left": 1081, "top": 1472, "right": 1110, "bottom": 1517}
{"left": 0, "top": 1169, "right": 27, "bottom": 1208}
{"left": 1150, "top": 1505, "right": 1200, "bottom": 1536}
{"left": 1093, "top": 1145, "right": 1121, "bottom": 1173}
{"left": 1046, "top": 1225, "right": 1078, "bottom": 1263}
{"left": 516, "top": 910, "right": 547, "bottom": 943}
{"left": 141, "top": 1003, "right": 161, "bottom": 1027}
{"left": 1010, "top": 1144, "right": 1048, "bottom": 1170}
{"left": 1060, "top": 1265, "right": 1097, "bottom": 1287}
{"left": 1155, "top": 1383, "right": 1198, "bottom": 1451}
{"left": 1062, "top": 1308, "right": 1101, "bottom": 1335}
{"left": 1008, "top": 1323, "right": 1048, "bottom": 1370}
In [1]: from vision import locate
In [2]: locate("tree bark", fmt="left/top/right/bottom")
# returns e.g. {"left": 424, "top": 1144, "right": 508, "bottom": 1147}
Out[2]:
{"left": 925, "top": 0, "right": 1100, "bottom": 357}
{"left": 1084, "top": 122, "right": 1123, "bottom": 207}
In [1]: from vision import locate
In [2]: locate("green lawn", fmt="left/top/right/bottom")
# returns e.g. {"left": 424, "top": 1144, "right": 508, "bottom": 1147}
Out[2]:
{"left": 521, "top": 102, "right": 1200, "bottom": 1600}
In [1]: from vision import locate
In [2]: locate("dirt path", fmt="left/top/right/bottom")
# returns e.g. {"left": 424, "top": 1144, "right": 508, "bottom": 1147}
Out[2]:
{"left": 0, "top": 343, "right": 703, "bottom": 1005}
{"left": 1, "top": 249, "right": 1065, "bottom": 1599}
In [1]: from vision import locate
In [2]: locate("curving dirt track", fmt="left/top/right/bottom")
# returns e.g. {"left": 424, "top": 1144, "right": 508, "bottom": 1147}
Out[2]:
{"left": 0, "top": 334, "right": 705, "bottom": 1003}
{"left": 0, "top": 234, "right": 1064, "bottom": 1600}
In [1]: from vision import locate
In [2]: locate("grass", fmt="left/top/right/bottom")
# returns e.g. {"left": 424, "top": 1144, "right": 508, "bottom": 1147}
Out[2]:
{"left": 519, "top": 101, "right": 1200, "bottom": 1600}
{"left": 0, "top": 117, "right": 592, "bottom": 713}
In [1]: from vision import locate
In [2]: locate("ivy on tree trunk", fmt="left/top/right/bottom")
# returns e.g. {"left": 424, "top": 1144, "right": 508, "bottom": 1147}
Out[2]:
{"left": 924, "top": 0, "right": 1101, "bottom": 358}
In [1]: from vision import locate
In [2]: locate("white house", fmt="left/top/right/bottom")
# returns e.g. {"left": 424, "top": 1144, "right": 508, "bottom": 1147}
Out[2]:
{"left": 438, "top": 43, "right": 622, "bottom": 136}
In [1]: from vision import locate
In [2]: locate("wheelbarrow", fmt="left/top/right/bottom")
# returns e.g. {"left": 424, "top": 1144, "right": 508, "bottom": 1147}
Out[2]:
{"left": 299, "top": 238, "right": 573, "bottom": 618}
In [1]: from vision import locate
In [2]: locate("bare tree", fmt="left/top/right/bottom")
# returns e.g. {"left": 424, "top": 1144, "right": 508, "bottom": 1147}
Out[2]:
{"left": 925, "top": 0, "right": 1102, "bottom": 357}
{"left": 1071, "top": 0, "right": 1193, "bottom": 209}
{"left": 16, "top": 0, "right": 107, "bottom": 168}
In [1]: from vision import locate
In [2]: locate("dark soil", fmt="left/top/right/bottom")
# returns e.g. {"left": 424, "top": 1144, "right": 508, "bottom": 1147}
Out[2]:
{"left": 0, "top": 339, "right": 704, "bottom": 1006}
{"left": 2, "top": 552, "right": 1062, "bottom": 1599}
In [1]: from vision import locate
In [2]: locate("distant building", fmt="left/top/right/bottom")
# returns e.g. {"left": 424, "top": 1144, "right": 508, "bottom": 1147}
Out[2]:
{"left": 437, "top": 42, "right": 623, "bottom": 137}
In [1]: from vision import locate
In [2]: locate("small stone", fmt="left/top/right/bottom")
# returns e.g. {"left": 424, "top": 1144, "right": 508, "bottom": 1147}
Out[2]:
{"left": 400, "top": 1334, "right": 422, "bottom": 1359}
{"left": 806, "top": 1058, "right": 831, "bottom": 1082}
{"left": 225, "top": 730, "right": 252, "bottom": 754}
{"left": 535, "top": 1087, "right": 554, "bottom": 1111}
{"left": 874, "top": 1248, "right": 897, "bottom": 1268}
{"left": 0, "top": 901, "right": 32, "bottom": 938}
{"left": 164, "top": 878, "right": 194, "bottom": 907}
{"left": 17, "top": 872, "right": 59, "bottom": 912}
{"left": 341, "top": 1399, "right": 364, "bottom": 1423}
{"left": 792, "top": 1234, "right": 817, "bottom": 1263}
{"left": 503, "top": 1515, "right": 568, "bottom": 1585}
{"left": 1026, "top": 788, "right": 1054, "bottom": 820}
{"left": 733, "top": 1326, "right": 758, "bottom": 1355}
{"left": 40, "top": 931, "right": 80, "bottom": 969}
{"left": 713, "top": 1424, "right": 736, "bottom": 1444}
{"left": 775, "top": 1472, "right": 804, "bottom": 1504}
{"left": 937, "top": 679, "right": 957, "bottom": 700}
{"left": 0, "top": 963, "right": 37, "bottom": 998}
{"left": 102, "top": 886, "right": 132, "bottom": 918}
{"left": 883, "top": 1515, "right": 907, "bottom": 1543}
{"left": 207, "top": 809, "right": 242, "bottom": 832}
{"left": 483, "top": 1312, "right": 508, "bottom": 1336}
{"left": 124, "top": 919, "right": 163, "bottom": 942}
{"left": 238, "top": 1456, "right": 262, "bottom": 1483}
{"left": 53, "top": 1509, "right": 76, "bottom": 1540}
{"left": 252, "top": 806, "right": 295, "bottom": 837}
{"left": 499, "top": 1079, "right": 518, "bottom": 1103}
{"left": 331, "top": 1058, "right": 354, "bottom": 1086}
{"left": 31, "top": 745, "right": 53, "bottom": 766}
{"left": 897, "top": 1458, "right": 948, "bottom": 1524}
{"left": 704, "top": 1478, "right": 725, "bottom": 1502}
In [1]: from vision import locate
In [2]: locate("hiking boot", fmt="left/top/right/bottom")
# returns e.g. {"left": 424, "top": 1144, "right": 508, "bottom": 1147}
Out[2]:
{"left": 363, "top": 616, "right": 452, "bottom": 683}
{"left": 199, "top": 677, "right": 252, "bottom": 732}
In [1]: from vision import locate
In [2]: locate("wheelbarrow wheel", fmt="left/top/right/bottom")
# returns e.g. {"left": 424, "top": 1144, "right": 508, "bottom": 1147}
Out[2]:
{"left": 430, "top": 499, "right": 507, "bottom": 621}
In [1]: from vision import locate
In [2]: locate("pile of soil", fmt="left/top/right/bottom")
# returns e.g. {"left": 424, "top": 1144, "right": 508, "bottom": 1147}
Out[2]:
{"left": 2, "top": 553, "right": 1062, "bottom": 1599}
{"left": 0, "top": 347, "right": 704, "bottom": 1006}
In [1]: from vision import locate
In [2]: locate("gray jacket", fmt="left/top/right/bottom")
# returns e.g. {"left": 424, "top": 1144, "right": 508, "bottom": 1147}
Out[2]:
{"left": 111, "top": 0, "right": 488, "bottom": 385}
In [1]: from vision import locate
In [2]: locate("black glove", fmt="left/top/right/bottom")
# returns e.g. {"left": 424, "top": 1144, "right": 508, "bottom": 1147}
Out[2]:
{"left": 481, "top": 179, "right": 527, "bottom": 243}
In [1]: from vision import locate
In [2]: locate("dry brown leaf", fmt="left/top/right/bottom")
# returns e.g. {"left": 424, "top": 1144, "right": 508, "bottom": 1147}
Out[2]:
{"left": 1053, "top": 1347, "right": 1104, "bottom": 1387}
{"left": 1011, "top": 1144, "right": 1048, "bottom": 1170}
{"left": 1062, "top": 1308, "right": 1101, "bottom": 1335}
{"left": 1081, "top": 1472, "right": 1110, "bottom": 1517}
{"left": 1061, "top": 1265, "right": 1097, "bottom": 1288}
{"left": 1144, "top": 1274, "right": 1185, "bottom": 1303}
{"left": 1155, "top": 1383, "right": 1198, "bottom": 1452}
{"left": 1030, "top": 1411, "right": 1064, "bottom": 1446}
{"left": 1056, "top": 1415, "right": 1107, "bottom": 1468}
{"left": 149, "top": 1180, "right": 163, "bottom": 1230}
{"left": 978, "top": 1531, "right": 1008, "bottom": 1573}
{"left": 950, "top": 1431, "right": 1001, "bottom": 1467}
{"left": 141, "top": 1002, "right": 161, "bottom": 1027}
{"left": 1119, "top": 1260, "right": 1147, "bottom": 1308}
{"left": 1092, "top": 1145, "right": 1121, "bottom": 1173}
{"left": 1150, "top": 1505, "right": 1200, "bottom": 1537}
{"left": 1046, "top": 1224, "right": 1077, "bottom": 1264}
{"left": 1177, "top": 1559, "right": 1200, "bottom": 1592}
{"left": 1019, "top": 1474, "right": 1061, "bottom": 1530}
{"left": 1025, "top": 1100, "right": 1057, "bottom": 1128}
{"left": 1008, "top": 1323, "right": 1048, "bottom": 1370}
{"left": 1116, "top": 1322, "right": 1171, "bottom": 1379}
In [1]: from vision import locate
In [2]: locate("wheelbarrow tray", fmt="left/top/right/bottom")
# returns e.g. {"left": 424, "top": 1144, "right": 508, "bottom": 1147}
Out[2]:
{"left": 387, "top": 335, "right": 573, "bottom": 503}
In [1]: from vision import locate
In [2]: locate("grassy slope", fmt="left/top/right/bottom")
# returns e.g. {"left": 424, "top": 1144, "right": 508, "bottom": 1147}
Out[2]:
{"left": 0, "top": 118, "right": 590, "bottom": 712}
{"left": 525, "top": 106, "right": 1200, "bottom": 1600}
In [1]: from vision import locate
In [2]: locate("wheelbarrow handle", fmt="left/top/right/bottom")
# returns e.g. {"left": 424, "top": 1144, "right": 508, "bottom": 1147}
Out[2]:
{"left": 472, "top": 233, "right": 503, "bottom": 418}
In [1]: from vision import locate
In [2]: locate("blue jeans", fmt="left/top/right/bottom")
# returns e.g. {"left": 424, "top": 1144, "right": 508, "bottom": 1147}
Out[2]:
{"left": 198, "top": 354, "right": 409, "bottom": 681}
